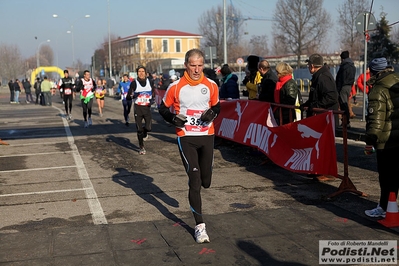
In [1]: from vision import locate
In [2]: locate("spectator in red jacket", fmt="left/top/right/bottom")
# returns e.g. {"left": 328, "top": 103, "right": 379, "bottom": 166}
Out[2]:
{"left": 357, "top": 68, "right": 371, "bottom": 94}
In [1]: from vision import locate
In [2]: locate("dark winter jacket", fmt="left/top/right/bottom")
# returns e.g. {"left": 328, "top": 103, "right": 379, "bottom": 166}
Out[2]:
{"left": 365, "top": 68, "right": 399, "bottom": 150}
{"left": 276, "top": 79, "right": 299, "bottom": 124}
{"left": 302, "top": 65, "right": 339, "bottom": 116}
{"left": 34, "top": 81, "right": 41, "bottom": 93}
{"left": 23, "top": 80, "right": 32, "bottom": 93}
{"left": 8, "top": 81, "right": 14, "bottom": 91}
{"left": 219, "top": 73, "right": 240, "bottom": 99}
{"left": 258, "top": 70, "right": 278, "bottom": 102}
{"left": 336, "top": 58, "right": 356, "bottom": 91}
{"left": 13, "top": 81, "right": 20, "bottom": 92}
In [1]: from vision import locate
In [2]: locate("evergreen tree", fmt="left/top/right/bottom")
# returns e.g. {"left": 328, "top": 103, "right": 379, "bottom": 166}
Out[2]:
{"left": 367, "top": 13, "right": 399, "bottom": 63}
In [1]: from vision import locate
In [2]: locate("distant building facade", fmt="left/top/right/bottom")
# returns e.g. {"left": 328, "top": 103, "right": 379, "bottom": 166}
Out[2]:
{"left": 104, "top": 29, "right": 202, "bottom": 75}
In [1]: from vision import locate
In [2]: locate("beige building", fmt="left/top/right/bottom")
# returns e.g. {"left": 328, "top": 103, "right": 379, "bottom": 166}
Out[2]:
{"left": 105, "top": 29, "right": 202, "bottom": 75}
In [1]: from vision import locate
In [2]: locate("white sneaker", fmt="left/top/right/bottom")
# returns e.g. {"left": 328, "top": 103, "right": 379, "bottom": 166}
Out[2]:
{"left": 194, "top": 223, "right": 210, "bottom": 243}
{"left": 88, "top": 117, "right": 92, "bottom": 126}
{"left": 365, "top": 205, "right": 386, "bottom": 218}
{"left": 139, "top": 148, "right": 146, "bottom": 155}
{"left": 69, "top": 114, "right": 72, "bottom": 120}
{"left": 84, "top": 121, "right": 88, "bottom": 128}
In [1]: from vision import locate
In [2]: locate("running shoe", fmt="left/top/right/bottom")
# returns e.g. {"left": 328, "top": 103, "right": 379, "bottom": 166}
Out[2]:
{"left": 125, "top": 121, "right": 129, "bottom": 127}
{"left": 143, "top": 134, "right": 149, "bottom": 141}
{"left": 365, "top": 205, "right": 386, "bottom": 218}
{"left": 194, "top": 223, "right": 210, "bottom": 244}
{"left": 84, "top": 121, "right": 88, "bottom": 128}
{"left": 139, "top": 148, "right": 146, "bottom": 155}
{"left": 88, "top": 117, "right": 92, "bottom": 126}
{"left": 69, "top": 114, "right": 72, "bottom": 120}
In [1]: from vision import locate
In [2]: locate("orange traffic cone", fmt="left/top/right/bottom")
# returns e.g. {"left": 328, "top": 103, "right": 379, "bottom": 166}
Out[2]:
{"left": 378, "top": 192, "right": 399, "bottom": 228}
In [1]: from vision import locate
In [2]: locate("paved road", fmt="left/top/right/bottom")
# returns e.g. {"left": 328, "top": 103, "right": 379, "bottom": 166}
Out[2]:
{"left": 0, "top": 90, "right": 398, "bottom": 265}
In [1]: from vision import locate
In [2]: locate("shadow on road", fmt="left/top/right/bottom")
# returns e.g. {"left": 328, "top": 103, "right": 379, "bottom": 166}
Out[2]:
{"left": 112, "top": 167, "right": 194, "bottom": 237}
{"left": 237, "top": 240, "right": 307, "bottom": 266}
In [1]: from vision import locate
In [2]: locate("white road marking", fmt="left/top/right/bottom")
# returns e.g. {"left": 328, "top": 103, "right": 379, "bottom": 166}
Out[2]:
{"left": 55, "top": 106, "right": 108, "bottom": 225}
{"left": 4, "top": 141, "right": 69, "bottom": 147}
{"left": 0, "top": 151, "right": 73, "bottom": 158}
{"left": 0, "top": 165, "right": 76, "bottom": 173}
{"left": 0, "top": 188, "right": 87, "bottom": 197}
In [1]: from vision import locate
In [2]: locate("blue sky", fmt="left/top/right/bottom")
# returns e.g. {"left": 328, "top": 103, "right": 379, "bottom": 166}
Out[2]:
{"left": 0, "top": 0, "right": 398, "bottom": 69}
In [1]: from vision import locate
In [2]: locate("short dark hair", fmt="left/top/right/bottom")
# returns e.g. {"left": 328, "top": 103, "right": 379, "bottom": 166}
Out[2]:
{"left": 220, "top": 64, "right": 231, "bottom": 76}
{"left": 64, "top": 69, "right": 69, "bottom": 74}
{"left": 136, "top": 65, "right": 146, "bottom": 73}
{"left": 340, "top": 51, "right": 349, "bottom": 59}
{"left": 306, "top": 54, "right": 323, "bottom": 67}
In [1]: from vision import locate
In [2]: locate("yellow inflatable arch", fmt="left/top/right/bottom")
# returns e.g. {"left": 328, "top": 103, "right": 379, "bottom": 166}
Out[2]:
{"left": 30, "top": 66, "right": 64, "bottom": 86}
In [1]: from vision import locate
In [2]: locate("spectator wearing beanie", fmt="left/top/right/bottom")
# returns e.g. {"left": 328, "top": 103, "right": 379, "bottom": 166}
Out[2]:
{"left": 368, "top": 57, "right": 388, "bottom": 75}
{"left": 336, "top": 50, "right": 356, "bottom": 128}
{"left": 364, "top": 57, "right": 399, "bottom": 218}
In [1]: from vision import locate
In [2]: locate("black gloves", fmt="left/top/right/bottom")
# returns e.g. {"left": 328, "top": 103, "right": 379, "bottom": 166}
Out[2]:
{"left": 172, "top": 114, "right": 187, "bottom": 128}
{"left": 200, "top": 108, "right": 217, "bottom": 123}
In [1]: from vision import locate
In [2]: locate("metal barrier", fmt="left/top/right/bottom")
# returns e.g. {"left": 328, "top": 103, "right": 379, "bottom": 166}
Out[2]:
{"left": 295, "top": 79, "right": 304, "bottom": 92}
{"left": 271, "top": 102, "right": 366, "bottom": 199}
{"left": 302, "top": 78, "right": 311, "bottom": 92}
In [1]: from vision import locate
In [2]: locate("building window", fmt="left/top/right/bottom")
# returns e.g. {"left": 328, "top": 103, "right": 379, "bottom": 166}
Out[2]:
{"left": 146, "top": 39, "right": 152, "bottom": 52}
{"left": 129, "top": 40, "right": 134, "bottom": 54}
{"left": 134, "top": 40, "right": 138, "bottom": 53}
{"left": 175, "top": 39, "right": 181, "bottom": 53}
{"left": 163, "top": 39, "right": 168, "bottom": 53}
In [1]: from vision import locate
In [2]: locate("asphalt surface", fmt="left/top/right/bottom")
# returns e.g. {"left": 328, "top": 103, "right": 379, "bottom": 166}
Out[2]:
{"left": 0, "top": 88, "right": 398, "bottom": 266}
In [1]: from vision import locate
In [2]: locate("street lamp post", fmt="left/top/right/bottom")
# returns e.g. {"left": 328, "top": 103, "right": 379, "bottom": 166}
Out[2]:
{"left": 107, "top": 0, "right": 113, "bottom": 78}
{"left": 52, "top": 14, "right": 90, "bottom": 68}
{"left": 36, "top": 39, "right": 51, "bottom": 68}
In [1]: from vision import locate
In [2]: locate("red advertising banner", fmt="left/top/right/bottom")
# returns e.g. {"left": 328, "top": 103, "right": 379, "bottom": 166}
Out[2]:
{"left": 154, "top": 89, "right": 166, "bottom": 108}
{"left": 214, "top": 100, "right": 337, "bottom": 176}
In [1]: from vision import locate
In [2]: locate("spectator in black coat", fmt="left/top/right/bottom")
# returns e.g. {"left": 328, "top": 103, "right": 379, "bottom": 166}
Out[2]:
{"left": 301, "top": 54, "right": 339, "bottom": 121}
{"left": 8, "top": 80, "right": 14, "bottom": 103}
{"left": 258, "top": 59, "right": 278, "bottom": 102}
{"left": 23, "top": 79, "right": 33, "bottom": 103}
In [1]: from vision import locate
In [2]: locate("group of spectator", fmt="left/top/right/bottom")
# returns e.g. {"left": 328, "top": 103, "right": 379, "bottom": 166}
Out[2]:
{"left": 213, "top": 51, "right": 372, "bottom": 128}
{"left": 214, "top": 56, "right": 301, "bottom": 125}
{"left": 8, "top": 79, "right": 33, "bottom": 104}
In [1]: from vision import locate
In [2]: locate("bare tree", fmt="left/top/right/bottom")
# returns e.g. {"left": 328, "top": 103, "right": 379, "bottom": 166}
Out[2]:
{"left": 0, "top": 43, "right": 25, "bottom": 80}
{"left": 39, "top": 44, "right": 54, "bottom": 66}
{"left": 336, "top": 0, "right": 370, "bottom": 60}
{"left": 25, "top": 56, "right": 37, "bottom": 71}
{"left": 273, "top": 0, "right": 332, "bottom": 68}
{"left": 248, "top": 35, "right": 269, "bottom": 56}
{"left": 271, "top": 34, "right": 290, "bottom": 56}
{"left": 102, "top": 34, "right": 122, "bottom": 75}
{"left": 198, "top": 4, "right": 244, "bottom": 64}
{"left": 140, "top": 42, "right": 165, "bottom": 73}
